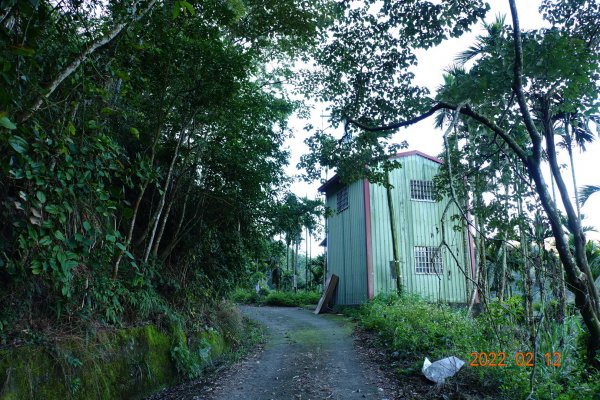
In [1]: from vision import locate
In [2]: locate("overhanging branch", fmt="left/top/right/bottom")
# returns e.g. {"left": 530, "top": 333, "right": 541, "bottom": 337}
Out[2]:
{"left": 345, "top": 101, "right": 529, "bottom": 162}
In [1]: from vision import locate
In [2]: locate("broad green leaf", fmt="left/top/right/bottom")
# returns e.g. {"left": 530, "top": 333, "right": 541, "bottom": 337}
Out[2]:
{"left": 67, "top": 122, "right": 76, "bottom": 136}
{"left": 39, "top": 236, "right": 52, "bottom": 246}
{"left": 172, "top": 1, "right": 180, "bottom": 18}
{"left": 82, "top": 221, "right": 91, "bottom": 231}
{"left": 54, "top": 230, "right": 65, "bottom": 241}
{"left": 45, "top": 204, "right": 61, "bottom": 214}
{"left": 182, "top": 0, "right": 195, "bottom": 15}
{"left": 36, "top": 191, "right": 46, "bottom": 203}
{"left": 106, "top": 234, "right": 116, "bottom": 242}
{"left": 57, "top": 252, "right": 66, "bottom": 265}
{"left": 116, "top": 242, "right": 126, "bottom": 251}
{"left": 0, "top": 116, "right": 17, "bottom": 130}
{"left": 8, "top": 136, "right": 28, "bottom": 153}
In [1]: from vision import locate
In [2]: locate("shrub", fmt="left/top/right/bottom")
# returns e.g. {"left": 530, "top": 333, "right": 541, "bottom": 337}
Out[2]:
{"left": 262, "top": 291, "right": 320, "bottom": 307}
{"left": 354, "top": 293, "right": 600, "bottom": 399}
{"left": 230, "top": 288, "right": 260, "bottom": 304}
{"left": 357, "top": 293, "right": 485, "bottom": 360}
{"left": 230, "top": 288, "right": 321, "bottom": 307}
{"left": 213, "top": 300, "right": 245, "bottom": 345}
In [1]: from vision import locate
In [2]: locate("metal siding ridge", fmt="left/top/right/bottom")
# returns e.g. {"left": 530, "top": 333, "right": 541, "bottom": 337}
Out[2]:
{"left": 363, "top": 179, "right": 374, "bottom": 299}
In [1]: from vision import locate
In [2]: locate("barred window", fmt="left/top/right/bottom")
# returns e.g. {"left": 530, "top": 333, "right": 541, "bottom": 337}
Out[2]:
{"left": 336, "top": 187, "right": 349, "bottom": 213}
{"left": 410, "top": 180, "right": 435, "bottom": 201}
{"left": 414, "top": 246, "right": 443, "bottom": 274}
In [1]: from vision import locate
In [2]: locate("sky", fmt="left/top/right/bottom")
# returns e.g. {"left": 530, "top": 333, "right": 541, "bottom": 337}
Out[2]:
{"left": 284, "top": 0, "right": 600, "bottom": 253}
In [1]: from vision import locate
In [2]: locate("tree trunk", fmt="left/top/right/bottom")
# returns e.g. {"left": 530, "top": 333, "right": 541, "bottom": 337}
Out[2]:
{"left": 305, "top": 226, "right": 309, "bottom": 289}
{"left": 160, "top": 194, "right": 204, "bottom": 262}
{"left": 112, "top": 96, "right": 166, "bottom": 278}
{"left": 536, "top": 238, "right": 547, "bottom": 321}
{"left": 498, "top": 184, "right": 510, "bottom": 302}
{"left": 499, "top": 231, "right": 508, "bottom": 302}
{"left": 507, "top": 1, "right": 600, "bottom": 364}
{"left": 20, "top": 0, "right": 158, "bottom": 123}
{"left": 159, "top": 181, "right": 192, "bottom": 261}
{"left": 568, "top": 148, "right": 581, "bottom": 221}
{"left": 143, "top": 118, "right": 192, "bottom": 263}
{"left": 151, "top": 182, "right": 178, "bottom": 258}
{"left": 557, "top": 256, "right": 567, "bottom": 325}
{"left": 293, "top": 240, "right": 299, "bottom": 293}
{"left": 542, "top": 111, "right": 599, "bottom": 313}
{"left": 516, "top": 183, "right": 535, "bottom": 347}
{"left": 473, "top": 189, "right": 488, "bottom": 302}
{"left": 526, "top": 155, "right": 600, "bottom": 365}
{"left": 564, "top": 118, "right": 582, "bottom": 221}
{"left": 477, "top": 216, "right": 488, "bottom": 301}
{"left": 385, "top": 171, "right": 402, "bottom": 295}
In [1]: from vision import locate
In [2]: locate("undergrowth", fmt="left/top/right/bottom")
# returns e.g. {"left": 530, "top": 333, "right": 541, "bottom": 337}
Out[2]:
{"left": 230, "top": 288, "right": 321, "bottom": 307}
{"left": 354, "top": 293, "right": 600, "bottom": 399}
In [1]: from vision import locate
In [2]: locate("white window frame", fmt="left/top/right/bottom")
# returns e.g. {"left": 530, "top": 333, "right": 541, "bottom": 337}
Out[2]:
{"left": 336, "top": 187, "right": 349, "bottom": 213}
{"left": 410, "top": 180, "right": 436, "bottom": 202}
{"left": 414, "top": 246, "right": 443, "bottom": 274}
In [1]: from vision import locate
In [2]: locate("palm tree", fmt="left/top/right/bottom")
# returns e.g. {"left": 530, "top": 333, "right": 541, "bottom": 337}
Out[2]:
{"left": 579, "top": 185, "right": 600, "bottom": 206}
{"left": 557, "top": 114, "right": 598, "bottom": 220}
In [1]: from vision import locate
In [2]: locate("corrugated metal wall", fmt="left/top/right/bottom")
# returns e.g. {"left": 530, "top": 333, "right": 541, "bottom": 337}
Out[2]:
{"left": 325, "top": 181, "right": 368, "bottom": 305}
{"left": 369, "top": 155, "right": 468, "bottom": 302}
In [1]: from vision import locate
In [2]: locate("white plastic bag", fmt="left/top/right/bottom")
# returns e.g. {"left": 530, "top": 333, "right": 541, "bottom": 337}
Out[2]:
{"left": 422, "top": 356, "right": 465, "bottom": 384}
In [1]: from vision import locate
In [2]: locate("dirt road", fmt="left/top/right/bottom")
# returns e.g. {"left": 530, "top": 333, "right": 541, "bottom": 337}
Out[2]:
{"left": 154, "top": 305, "right": 393, "bottom": 400}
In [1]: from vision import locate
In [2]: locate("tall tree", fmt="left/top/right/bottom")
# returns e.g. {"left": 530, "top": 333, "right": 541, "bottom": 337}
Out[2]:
{"left": 301, "top": 0, "right": 600, "bottom": 364}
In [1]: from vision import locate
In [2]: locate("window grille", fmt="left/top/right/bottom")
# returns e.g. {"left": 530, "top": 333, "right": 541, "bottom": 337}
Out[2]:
{"left": 414, "top": 246, "right": 443, "bottom": 274}
{"left": 336, "top": 187, "right": 349, "bottom": 213}
{"left": 410, "top": 180, "right": 435, "bottom": 201}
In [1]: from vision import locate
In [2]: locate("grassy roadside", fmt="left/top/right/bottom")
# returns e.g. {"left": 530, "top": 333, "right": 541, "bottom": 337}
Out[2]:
{"left": 347, "top": 294, "right": 600, "bottom": 399}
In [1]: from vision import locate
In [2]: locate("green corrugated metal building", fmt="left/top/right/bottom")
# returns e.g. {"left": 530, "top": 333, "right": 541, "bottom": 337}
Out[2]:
{"left": 319, "top": 151, "right": 475, "bottom": 305}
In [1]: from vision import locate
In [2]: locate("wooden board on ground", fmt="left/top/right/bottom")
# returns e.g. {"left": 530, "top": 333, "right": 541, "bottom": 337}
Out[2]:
{"left": 314, "top": 274, "right": 339, "bottom": 314}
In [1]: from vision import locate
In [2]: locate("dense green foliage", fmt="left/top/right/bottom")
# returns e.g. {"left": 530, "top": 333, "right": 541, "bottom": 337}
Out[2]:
{"left": 231, "top": 288, "right": 321, "bottom": 308}
{"left": 0, "top": 0, "right": 330, "bottom": 342}
{"left": 356, "top": 294, "right": 600, "bottom": 399}
{"left": 3, "top": 0, "right": 600, "bottom": 397}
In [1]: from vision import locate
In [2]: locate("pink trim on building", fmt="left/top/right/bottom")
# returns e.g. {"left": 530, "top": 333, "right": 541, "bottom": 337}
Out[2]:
{"left": 319, "top": 150, "right": 442, "bottom": 193}
{"left": 392, "top": 150, "right": 443, "bottom": 164}
{"left": 363, "top": 179, "right": 374, "bottom": 299}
